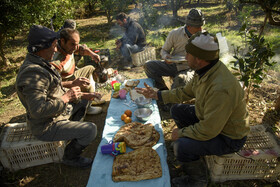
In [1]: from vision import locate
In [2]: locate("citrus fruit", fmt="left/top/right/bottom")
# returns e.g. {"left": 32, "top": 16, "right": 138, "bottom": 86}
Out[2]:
{"left": 124, "top": 110, "right": 132, "bottom": 117}
{"left": 121, "top": 114, "right": 127, "bottom": 121}
{"left": 124, "top": 117, "right": 132, "bottom": 124}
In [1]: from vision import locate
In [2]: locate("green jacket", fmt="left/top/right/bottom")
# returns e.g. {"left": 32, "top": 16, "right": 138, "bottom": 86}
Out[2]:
{"left": 161, "top": 61, "right": 250, "bottom": 140}
{"left": 16, "top": 53, "right": 70, "bottom": 136}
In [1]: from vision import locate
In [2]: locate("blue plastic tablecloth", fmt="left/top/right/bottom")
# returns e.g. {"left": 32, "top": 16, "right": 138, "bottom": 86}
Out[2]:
{"left": 87, "top": 78, "right": 170, "bottom": 187}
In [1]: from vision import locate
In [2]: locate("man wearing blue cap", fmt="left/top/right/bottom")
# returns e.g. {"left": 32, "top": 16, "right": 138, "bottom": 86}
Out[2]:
{"left": 16, "top": 25, "right": 100, "bottom": 168}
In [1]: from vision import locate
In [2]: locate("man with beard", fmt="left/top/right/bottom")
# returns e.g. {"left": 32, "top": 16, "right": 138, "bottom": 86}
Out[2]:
{"left": 52, "top": 28, "right": 104, "bottom": 115}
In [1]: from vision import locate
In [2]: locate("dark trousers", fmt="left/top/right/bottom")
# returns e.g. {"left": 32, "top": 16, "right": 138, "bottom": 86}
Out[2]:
{"left": 170, "top": 104, "right": 247, "bottom": 162}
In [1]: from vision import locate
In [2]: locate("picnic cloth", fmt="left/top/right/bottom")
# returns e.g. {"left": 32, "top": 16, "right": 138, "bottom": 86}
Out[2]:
{"left": 87, "top": 78, "right": 171, "bottom": 187}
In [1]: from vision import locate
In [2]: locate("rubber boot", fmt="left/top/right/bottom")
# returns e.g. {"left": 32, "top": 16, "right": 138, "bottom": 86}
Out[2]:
{"left": 172, "top": 158, "right": 208, "bottom": 187}
{"left": 62, "top": 139, "right": 93, "bottom": 168}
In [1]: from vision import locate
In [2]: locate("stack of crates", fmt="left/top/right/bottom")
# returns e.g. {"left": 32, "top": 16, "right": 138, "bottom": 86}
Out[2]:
{"left": 132, "top": 47, "right": 156, "bottom": 67}
{"left": 0, "top": 123, "right": 65, "bottom": 171}
{"left": 205, "top": 125, "right": 280, "bottom": 182}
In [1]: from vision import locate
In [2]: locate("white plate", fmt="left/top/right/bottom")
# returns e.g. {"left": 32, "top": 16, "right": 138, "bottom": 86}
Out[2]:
{"left": 165, "top": 56, "right": 187, "bottom": 63}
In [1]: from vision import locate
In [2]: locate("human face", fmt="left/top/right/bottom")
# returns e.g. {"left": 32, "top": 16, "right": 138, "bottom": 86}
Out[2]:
{"left": 186, "top": 53, "right": 199, "bottom": 70}
{"left": 45, "top": 39, "right": 57, "bottom": 61}
{"left": 187, "top": 26, "right": 202, "bottom": 35}
{"left": 117, "top": 19, "right": 126, "bottom": 27}
{"left": 61, "top": 33, "right": 80, "bottom": 54}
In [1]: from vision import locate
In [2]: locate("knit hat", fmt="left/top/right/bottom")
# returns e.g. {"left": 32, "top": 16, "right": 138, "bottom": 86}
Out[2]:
{"left": 186, "top": 8, "right": 205, "bottom": 27}
{"left": 185, "top": 31, "right": 219, "bottom": 60}
{"left": 27, "top": 25, "right": 58, "bottom": 53}
{"left": 63, "top": 19, "right": 76, "bottom": 29}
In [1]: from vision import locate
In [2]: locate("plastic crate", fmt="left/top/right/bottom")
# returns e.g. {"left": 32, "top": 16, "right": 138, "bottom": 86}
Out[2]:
{"left": 0, "top": 123, "right": 65, "bottom": 171}
{"left": 132, "top": 47, "right": 156, "bottom": 67}
{"left": 205, "top": 125, "right": 280, "bottom": 182}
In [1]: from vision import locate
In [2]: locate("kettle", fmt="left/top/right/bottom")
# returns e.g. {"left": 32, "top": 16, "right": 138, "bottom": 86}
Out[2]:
{"left": 93, "top": 62, "right": 108, "bottom": 83}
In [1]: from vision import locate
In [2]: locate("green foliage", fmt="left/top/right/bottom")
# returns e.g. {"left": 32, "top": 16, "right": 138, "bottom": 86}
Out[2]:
{"left": 0, "top": 0, "right": 76, "bottom": 65}
{"left": 231, "top": 23, "right": 276, "bottom": 102}
{"left": 99, "top": 0, "right": 133, "bottom": 23}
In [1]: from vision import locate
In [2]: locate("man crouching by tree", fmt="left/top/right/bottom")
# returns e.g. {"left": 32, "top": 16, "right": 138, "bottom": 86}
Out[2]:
{"left": 136, "top": 31, "right": 250, "bottom": 186}
{"left": 16, "top": 25, "right": 101, "bottom": 168}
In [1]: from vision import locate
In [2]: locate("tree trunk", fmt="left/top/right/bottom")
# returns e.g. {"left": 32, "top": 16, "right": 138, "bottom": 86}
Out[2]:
{"left": 276, "top": 95, "right": 280, "bottom": 111}
{"left": 0, "top": 34, "right": 10, "bottom": 66}
{"left": 171, "top": 0, "right": 178, "bottom": 18}
{"left": 267, "top": 11, "right": 280, "bottom": 26}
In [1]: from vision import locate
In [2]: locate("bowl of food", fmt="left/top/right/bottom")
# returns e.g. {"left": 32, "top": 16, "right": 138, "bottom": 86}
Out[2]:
{"left": 134, "top": 108, "right": 153, "bottom": 121}
{"left": 134, "top": 96, "right": 152, "bottom": 108}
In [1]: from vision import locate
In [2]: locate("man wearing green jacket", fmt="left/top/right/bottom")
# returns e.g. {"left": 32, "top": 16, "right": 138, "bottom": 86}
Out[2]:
{"left": 136, "top": 31, "right": 250, "bottom": 187}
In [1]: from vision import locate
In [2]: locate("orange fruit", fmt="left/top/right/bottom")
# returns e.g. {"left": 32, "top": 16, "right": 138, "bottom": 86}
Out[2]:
{"left": 121, "top": 114, "right": 127, "bottom": 121}
{"left": 124, "top": 117, "right": 132, "bottom": 124}
{"left": 124, "top": 110, "right": 132, "bottom": 117}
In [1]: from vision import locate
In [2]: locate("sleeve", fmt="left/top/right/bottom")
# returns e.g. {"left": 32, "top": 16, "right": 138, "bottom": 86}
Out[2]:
{"left": 178, "top": 90, "right": 234, "bottom": 141}
{"left": 18, "top": 68, "right": 66, "bottom": 119}
{"left": 161, "top": 79, "right": 194, "bottom": 104}
{"left": 160, "top": 30, "right": 175, "bottom": 59}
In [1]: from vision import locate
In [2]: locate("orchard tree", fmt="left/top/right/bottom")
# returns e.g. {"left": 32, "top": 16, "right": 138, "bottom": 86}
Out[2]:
{"left": 99, "top": 0, "right": 133, "bottom": 24}
{"left": 239, "top": 0, "right": 280, "bottom": 26}
{"left": 0, "top": 0, "right": 75, "bottom": 66}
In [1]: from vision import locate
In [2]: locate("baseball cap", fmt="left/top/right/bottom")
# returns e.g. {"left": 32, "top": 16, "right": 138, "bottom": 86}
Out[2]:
{"left": 27, "top": 25, "right": 58, "bottom": 53}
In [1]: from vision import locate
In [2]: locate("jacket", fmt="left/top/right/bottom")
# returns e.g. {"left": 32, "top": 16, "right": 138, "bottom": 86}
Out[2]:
{"left": 121, "top": 17, "right": 146, "bottom": 48}
{"left": 161, "top": 61, "right": 250, "bottom": 140}
{"left": 16, "top": 53, "right": 71, "bottom": 136}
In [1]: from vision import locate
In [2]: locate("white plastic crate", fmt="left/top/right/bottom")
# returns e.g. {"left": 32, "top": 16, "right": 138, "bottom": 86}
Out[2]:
{"left": 132, "top": 47, "right": 156, "bottom": 67}
{"left": 206, "top": 125, "right": 280, "bottom": 182}
{"left": 0, "top": 123, "right": 65, "bottom": 171}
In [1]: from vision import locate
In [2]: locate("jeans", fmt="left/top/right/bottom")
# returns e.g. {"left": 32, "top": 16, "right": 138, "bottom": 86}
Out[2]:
{"left": 36, "top": 100, "right": 97, "bottom": 146}
{"left": 120, "top": 43, "right": 144, "bottom": 63}
{"left": 170, "top": 104, "right": 247, "bottom": 162}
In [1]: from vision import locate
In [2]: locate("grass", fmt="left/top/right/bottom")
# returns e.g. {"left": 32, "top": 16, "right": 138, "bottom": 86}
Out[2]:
{"left": 1, "top": 3, "right": 280, "bottom": 119}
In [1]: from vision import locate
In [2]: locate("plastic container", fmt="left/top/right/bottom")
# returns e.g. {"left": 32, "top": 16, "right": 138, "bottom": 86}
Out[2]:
{"left": 101, "top": 141, "right": 126, "bottom": 156}
{"left": 131, "top": 47, "right": 156, "bottom": 67}
{"left": 0, "top": 123, "right": 65, "bottom": 171}
{"left": 119, "top": 89, "right": 127, "bottom": 100}
{"left": 216, "top": 33, "right": 229, "bottom": 54}
{"left": 205, "top": 125, "right": 280, "bottom": 182}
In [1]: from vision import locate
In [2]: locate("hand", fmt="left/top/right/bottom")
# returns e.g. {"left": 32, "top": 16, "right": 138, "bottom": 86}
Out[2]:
{"left": 61, "top": 86, "right": 82, "bottom": 103}
{"left": 72, "top": 77, "right": 90, "bottom": 88}
{"left": 171, "top": 128, "right": 180, "bottom": 141}
{"left": 115, "top": 39, "right": 122, "bottom": 50}
{"left": 164, "top": 55, "right": 173, "bottom": 64}
{"left": 135, "top": 82, "right": 158, "bottom": 100}
{"left": 90, "top": 52, "right": 100, "bottom": 63}
{"left": 82, "top": 92, "right": 102, "bottom": 101}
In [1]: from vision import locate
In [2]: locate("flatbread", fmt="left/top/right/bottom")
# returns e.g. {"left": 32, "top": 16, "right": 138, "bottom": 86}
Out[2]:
{"left": 112, "top": 147, "right": 162, "bottom": 182}
{"left": 129, "top": 90, "right": 144, "bottom": 101}
{"left": 125, "top": 80, "right": 140, "bottom": 87}
{"left": 113, "top": 122, "right": 159, "bottom": 149}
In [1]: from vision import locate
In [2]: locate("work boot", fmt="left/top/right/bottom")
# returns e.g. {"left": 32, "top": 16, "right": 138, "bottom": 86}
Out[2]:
{"left": 172, "top": 158, "right": 208, "bottom": 187}
{"left": 62, "top": 139, "right": 93, "bottom": 168}
{"left": 86, "top": 106, "right": 102, "bottom": 115}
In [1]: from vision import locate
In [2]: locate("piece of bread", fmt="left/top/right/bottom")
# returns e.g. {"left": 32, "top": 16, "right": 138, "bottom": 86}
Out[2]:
{"left": 113, "top": 122, "right": 159, "bottom": 149}
{"left": 112, "top": 147, "right": 162, "bottom": 182}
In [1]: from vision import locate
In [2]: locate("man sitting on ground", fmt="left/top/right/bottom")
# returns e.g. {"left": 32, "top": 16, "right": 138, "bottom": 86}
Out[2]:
{"left": 144, "top": 8, "right": 205, "bottom": 90}
{"left": 52, "top": 28, "right": 105, "bottom": 115}
{"left": 115, "top": 12, "right": 146, "bottom": 70}
{"left": 16, "top": 25, "right": 101, "bottom": 168}
{"left": 136, "top": 31, "right": 250, "bottom": 187}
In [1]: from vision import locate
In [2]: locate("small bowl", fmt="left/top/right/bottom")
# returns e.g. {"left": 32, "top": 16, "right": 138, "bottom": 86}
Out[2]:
{"left": 134, "top": 96, "right": 152, "bottom": 108}
{"left": 134, "top": 108, "right": 153, "bottom": 121}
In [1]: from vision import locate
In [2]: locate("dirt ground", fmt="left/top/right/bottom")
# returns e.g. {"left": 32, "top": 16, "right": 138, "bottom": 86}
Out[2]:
{"left": 1, "top": 63, "right": 280, "bottom": 186}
